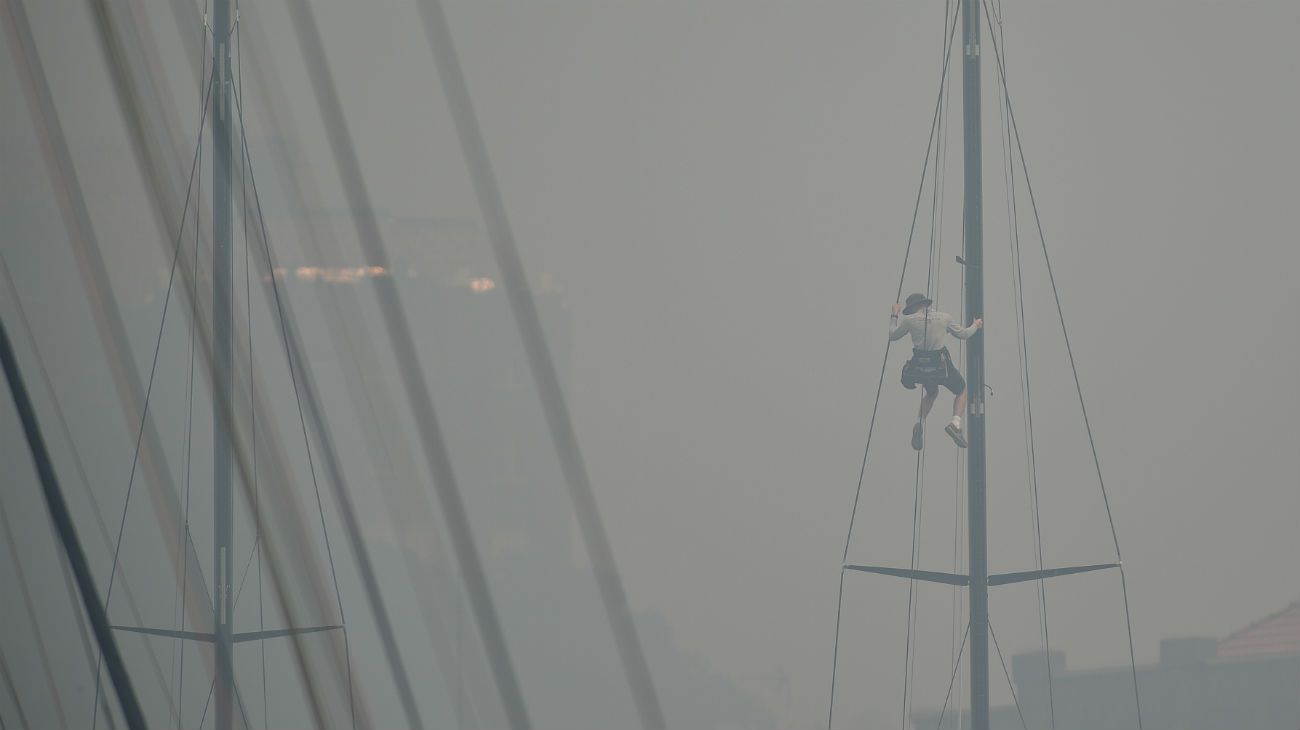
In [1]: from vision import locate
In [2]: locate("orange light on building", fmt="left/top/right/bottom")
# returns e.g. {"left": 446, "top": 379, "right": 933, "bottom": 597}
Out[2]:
{"left": 289, "top": 265, "right": 391, "bottom": 283}
{"left": 469, "top": 277, "right": 496, "bottom": 293}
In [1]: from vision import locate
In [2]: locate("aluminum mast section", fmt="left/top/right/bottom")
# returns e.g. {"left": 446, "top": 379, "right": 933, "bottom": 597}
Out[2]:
{"left": 211, "top": 0, "right": 235, "bottom": 727}
{"left": 960, "top": 0, "right": 989, "bottom": 727}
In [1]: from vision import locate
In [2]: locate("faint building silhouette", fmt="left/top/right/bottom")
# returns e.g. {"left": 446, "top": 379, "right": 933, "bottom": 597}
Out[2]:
{"left": 915, "top": 601, "right": 1300, "bottom": 730}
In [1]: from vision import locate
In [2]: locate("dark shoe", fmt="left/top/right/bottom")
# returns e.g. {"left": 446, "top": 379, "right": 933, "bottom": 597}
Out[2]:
{"left": 945, "top": 422, "right": 968, "bottom": 448}
{"left": 911, "top": 422, "right": 924, "bottom": 451}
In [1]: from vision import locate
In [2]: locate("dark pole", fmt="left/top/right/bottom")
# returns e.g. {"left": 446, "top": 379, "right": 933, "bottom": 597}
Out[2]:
{"left": 211, "top": 0, "right": 235, "bottom": 728}
{"left": 961, "top": 0, "right": 989, "bottom": 728}
{"left": 0, "top": 318, "right": 148, "bottom": 729}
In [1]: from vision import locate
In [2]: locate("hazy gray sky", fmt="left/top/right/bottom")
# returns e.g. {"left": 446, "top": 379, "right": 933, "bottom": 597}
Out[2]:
{"left": 3, "top": 2, "right": 1298, "bottom": 728}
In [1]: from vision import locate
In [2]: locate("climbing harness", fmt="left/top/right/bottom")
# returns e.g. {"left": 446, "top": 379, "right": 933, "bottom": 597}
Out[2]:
{"left": 900, "top": 345, "right": 961, "bottom": 392}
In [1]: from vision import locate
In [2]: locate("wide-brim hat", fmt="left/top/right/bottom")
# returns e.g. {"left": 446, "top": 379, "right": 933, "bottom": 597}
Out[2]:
{"left": 903, "top": 292, "right": 932, "bottom": 314}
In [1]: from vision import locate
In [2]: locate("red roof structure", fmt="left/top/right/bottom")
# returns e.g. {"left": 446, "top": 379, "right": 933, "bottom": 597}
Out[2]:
{"left": 1217, "top": 600, "right": 1300, "bottom": 659}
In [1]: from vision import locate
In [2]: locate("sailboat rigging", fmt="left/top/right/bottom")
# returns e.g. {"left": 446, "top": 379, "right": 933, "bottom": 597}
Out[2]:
{"left": 827, "top": 2, "right": 1143, "bottom": 729}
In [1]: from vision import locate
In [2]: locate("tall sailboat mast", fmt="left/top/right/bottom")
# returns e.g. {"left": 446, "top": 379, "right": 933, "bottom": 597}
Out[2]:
{"left": 834, "top": 5, "right": 1139, "bottom": 728}
{"left": 211, "top": 0, "right": 236, "bottom": 726}
{"left": 960, "top": 0, "right": 990, "bottom": 727}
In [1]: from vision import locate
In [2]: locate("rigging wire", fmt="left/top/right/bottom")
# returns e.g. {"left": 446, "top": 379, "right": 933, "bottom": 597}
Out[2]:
{"left": 900, "top": 450, "right": 925, "bottom": 730}
{"left": 3, "top": 1, "right": 217, "bottom": 722}
{"left": 990, "top": 7, "right": 1057, "bottom": 728}
{"left": 203, "top": 8, "right": 487, "bottom": 724}
{"left": 948, "top": 244, "right": 968, "bottom": 730}
{"left": 193, "top": 533, "right": 262, "bottom": 730}
{"left": 233, "top": 12, "right": 273, "bottom": 728}
{"left": 989, "top": 622, "right": 1030, "bottom": 730}
{"left": 232, "top": 84, "right": 379, "bottom": 730}
{"left": 828, "top": 6, "right": 962, "bottom": 726}
{"left": 905, "top": 6, "right": 964, "bottom": 724}
{"left": 932, "top": 622, "right": 970, "bottom": 730}
{"left": 980, "top": 3, "right": 1144, "bottom": 727}
{"left": 90, "top": 5, "right": 345, "bottom": 722}
{"left": 28, "top": 2, "right": 358, "bottom": 724}
{"left": 228, "top": 57, "right": 360, "bottom": 730}
{"left": 173, "top": 13, "right": 207, "bottom": 722}
{"left": 91, "top": 65, "right": 215, "bottom": 730}
{"left": 89, "top": 4, "right": 357, "bottom": 724}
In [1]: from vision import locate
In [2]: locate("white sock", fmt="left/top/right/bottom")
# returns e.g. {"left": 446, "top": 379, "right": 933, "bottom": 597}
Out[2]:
{"left": 951, "top": 415, "right": 962, "bottom": 428}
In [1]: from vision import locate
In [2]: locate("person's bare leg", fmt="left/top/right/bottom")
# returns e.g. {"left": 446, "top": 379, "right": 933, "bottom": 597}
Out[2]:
{"left": 913, "top": 388, "right": 938, "bottom": 450}
{"left": 952, "top": 391, "right": 966, "bottom": 418}
{"left": 920, "top": 388, "right": 938, "bottom": 419}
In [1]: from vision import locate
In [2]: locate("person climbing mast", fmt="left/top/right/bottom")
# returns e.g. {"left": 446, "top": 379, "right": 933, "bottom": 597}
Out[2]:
{"left": 890, "top": 292, "right": 983, "bottom": 449}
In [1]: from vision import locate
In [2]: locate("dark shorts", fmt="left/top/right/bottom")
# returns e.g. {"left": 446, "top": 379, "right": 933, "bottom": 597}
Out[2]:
{"left": 901, "top": 347, "right": 966, "bottom": 396}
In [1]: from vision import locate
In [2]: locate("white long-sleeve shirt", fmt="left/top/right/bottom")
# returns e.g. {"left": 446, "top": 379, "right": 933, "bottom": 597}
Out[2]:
{"left": 889, "top": 309, "right": 978, "bottom": 351}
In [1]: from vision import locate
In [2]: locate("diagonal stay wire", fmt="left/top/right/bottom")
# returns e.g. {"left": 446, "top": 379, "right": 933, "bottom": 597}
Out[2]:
{"left": 981, "top": 7, "right": 1143, "bottom": 728}
{"left": 989, "top": 621, "right": 1030, "bottom": 730}
{"left": 828, "top": 4, "right": 961, "bottom": 727}
{"left": 3, "top": 6, "right": 221, "bottom": 726}
{"left": 3, "top": 1, "right": 213, "bottom": 724}
{"left": 281, "top": 1, "right": 532, "bottom": 726}
{"left": 901, "top": 447, "right": 929, "bottom": 730}
{"left": 413, "top": 1, "right": 669, "bottom": 725}
{"left": 841, "top": 0, "right": 962, "bottom": 566}
{"left": 236, "top": 82, "right": 408, "bottom": 727}
{"left": 174, "top": 19, "right": 206, "bottom": 717}
{"left": 31, "top": 1, "right": 356, "bottom": 723}
{"left": 233, "top": 16, "right": 273, "bottom": 728}
{"left": 981, "top": 7, "right": 1143, "bottom": 729}
{"left": 194, "top": 534, "right": 262, "bottom": 730}
{"left": 92, "top": 63, "right": 216, "bottom": 730}
{"left": 101, "top": 49, "right": 212, "bottom": 624}
{"left": 991, "top": 12, "right": 1057, "bottom": 728}
{"left": 205, "top": 6, "right": 485, "bottom": 722}
{"left": 232, "top": 82, "right": 360, "bottom": 730}
{"left": 196, "top": 672, "right": 253, "bottom": 730}
{"left": 933, "top": 621, "right": 969, "bottom": 730}
{"left": 904, "top": 32, "right": 954, "bottom": 717}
